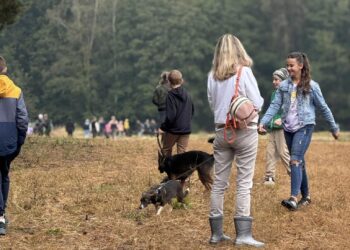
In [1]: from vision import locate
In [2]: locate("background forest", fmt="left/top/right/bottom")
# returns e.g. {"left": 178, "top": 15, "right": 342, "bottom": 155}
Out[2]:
{"left": 0, "top": 0, "right": 349, "bottom": 131}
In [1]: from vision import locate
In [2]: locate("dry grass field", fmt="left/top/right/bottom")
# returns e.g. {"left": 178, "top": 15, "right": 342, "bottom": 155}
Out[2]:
{"left": 0, "top": 132, "right": 349, "bottom": 249}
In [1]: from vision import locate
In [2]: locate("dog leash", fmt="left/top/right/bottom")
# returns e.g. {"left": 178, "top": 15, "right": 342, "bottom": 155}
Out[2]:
{"left": 156, "top": 132, "right": 163, "bottom": 155}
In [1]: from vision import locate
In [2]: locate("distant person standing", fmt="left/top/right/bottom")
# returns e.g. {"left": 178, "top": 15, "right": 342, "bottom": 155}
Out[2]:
{"left": 83, "top": 119, "right": 91, "bottom": 138}
{"left": 43, "top": 113, "right": 53, "bottom": 136}
{"left": 108, "top": 116, "right": 118, "bottom": 139}
{"left": 152, "top": 71, "right": 170, "bottom": 130}
{"left": 98, "top": 117, "right": 105, "bottom": 137}
{"left": 263, "top": 68, "right": 291, "bottom": 185}
{"left": 34, "top": 113, "right": 44, "bottom": 136}
{"left": 65, "top": 119, "right": 75, "bottom": 137}
{"left": 259, "top": 52, "right": 339, "bottom": 211}
{"left": 124, "top": 118, "right": 130, "bottom": 136}
{"left": 91, "top": 117, "right": 98, "bottom": 138}
{"left": 0, "top": 56, "right": 29, "bottom": 235}
{"left": 160, "top": 70, "right": 194, "bottom": 156}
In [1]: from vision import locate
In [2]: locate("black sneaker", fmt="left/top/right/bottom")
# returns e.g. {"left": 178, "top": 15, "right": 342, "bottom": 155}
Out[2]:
{"left": 0, "top": 221, "right": 6, "bottom": 236}
{"left": 281, "top": 197, "right": 298, "bottom": 211}
{"left": 298, "top": 197, "right": 311, "bottom": 208}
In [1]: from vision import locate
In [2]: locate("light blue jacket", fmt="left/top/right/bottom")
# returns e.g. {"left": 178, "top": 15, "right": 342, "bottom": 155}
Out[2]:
{"left": 260, "top": 78, "right": 339, "bottom": 133}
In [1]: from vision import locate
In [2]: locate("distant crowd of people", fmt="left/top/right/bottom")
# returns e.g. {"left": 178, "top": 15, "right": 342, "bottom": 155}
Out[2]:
{"left": 28, "top": 113, "right": 53, "bottom": 136}
{"left": 71, "top": 116, "right": 158, "bottom": 138}
{"left": 26, "top": 114, "right": 159, "bottom": 139}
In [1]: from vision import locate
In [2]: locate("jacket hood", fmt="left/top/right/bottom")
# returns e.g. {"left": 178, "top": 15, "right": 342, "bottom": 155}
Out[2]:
{"left": 169, "top": 86, "right": 187, "bottom": 102}
{"left": 0, "top": 75, "right": 19, "bottom": 98}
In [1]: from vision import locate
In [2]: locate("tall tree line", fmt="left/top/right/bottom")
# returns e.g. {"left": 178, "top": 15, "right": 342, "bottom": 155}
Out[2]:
{"left": 0, "top": 0, "right": 349, "bottom": 131}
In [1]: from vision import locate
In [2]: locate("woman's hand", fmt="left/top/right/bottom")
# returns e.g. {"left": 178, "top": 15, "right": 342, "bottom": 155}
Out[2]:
{"left": 332, "top": 130, "right": 339, "bottom": 140}
{"left": 258, "top": 124, "right": 267, "bottom": 135}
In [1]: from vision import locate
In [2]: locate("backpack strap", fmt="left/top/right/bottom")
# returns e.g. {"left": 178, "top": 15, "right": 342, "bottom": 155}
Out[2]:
{"left": 233, "top": 66, "right": 242, "bottom": 99}
{"left": 224, "top": 67, "right": 243, "bottom": 143}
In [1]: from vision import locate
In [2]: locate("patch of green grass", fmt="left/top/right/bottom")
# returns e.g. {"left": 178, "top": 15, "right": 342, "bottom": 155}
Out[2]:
{"left": 46, "top": 228, "right": 63, "bottom": 236}
{"left": 171, "top": 196, "right": 192, "bottom": 209}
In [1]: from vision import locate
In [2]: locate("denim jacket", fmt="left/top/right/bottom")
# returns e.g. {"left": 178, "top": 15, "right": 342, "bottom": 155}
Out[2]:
{"left": 260, "top": 78, "right": 339, "bottom": 133}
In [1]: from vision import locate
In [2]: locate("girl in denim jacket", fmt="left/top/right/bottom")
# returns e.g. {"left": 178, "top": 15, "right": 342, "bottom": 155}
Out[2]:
{"left": 258, "top": 52, "right": 339, "bottom": 211}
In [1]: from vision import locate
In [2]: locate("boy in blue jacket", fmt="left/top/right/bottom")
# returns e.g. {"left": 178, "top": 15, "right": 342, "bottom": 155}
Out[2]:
{"left": 0, "top": 56, "right": 29, "bottom": 235}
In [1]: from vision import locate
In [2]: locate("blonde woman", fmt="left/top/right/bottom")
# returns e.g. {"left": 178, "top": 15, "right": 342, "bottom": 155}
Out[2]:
{"left": 207, "top": 34, "right": 264, "bottom": 247}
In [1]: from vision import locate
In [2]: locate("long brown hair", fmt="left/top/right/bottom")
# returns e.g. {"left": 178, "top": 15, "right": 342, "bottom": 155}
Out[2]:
{"left": 211, "top": 34, "right": 253, "bottom": 81}
{"left": 287, "top": 52, "right": 311, "bottom": 95}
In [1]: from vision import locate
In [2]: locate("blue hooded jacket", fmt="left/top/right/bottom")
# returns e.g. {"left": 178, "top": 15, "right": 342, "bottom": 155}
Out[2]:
{"left": 0, "top": 74, "right": 28, "bottom": 156}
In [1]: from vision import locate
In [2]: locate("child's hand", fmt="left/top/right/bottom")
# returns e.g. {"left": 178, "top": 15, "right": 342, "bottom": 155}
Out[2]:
{"left": 274, "top": 118, "right": 282, "bottom": 126}
{"left": 258, "top": 124, "right": 267, "bottom": 135}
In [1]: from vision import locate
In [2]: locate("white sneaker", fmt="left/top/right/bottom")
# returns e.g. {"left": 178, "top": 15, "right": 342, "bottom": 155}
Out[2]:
{"left": 263, "top": 177, "right": 275, "bottom": 185}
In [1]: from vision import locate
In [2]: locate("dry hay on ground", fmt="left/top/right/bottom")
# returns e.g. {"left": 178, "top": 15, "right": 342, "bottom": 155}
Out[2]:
{"left": 0, "top": 134, "right": 349, "bottom": 249}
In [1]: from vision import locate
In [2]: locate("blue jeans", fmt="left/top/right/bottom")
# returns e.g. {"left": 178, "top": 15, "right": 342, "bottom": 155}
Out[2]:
{"left": 0, "top": 148, "right": 20, "bottom": 215}
{"left": 284, "top": 125, "right": 314, "bottom": 198}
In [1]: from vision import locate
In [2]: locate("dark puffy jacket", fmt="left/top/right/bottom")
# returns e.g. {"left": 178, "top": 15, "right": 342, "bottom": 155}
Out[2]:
{"left": 161, "top": 86, "right": 194, "bottom": 134}
{"left": 0, "top": 74, "right": 28, "bottom": 156}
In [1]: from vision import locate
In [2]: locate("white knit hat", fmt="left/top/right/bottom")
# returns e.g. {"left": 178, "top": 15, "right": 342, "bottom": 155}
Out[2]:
{"left": 273, "top": 68, "right": 289, "bottom": 81}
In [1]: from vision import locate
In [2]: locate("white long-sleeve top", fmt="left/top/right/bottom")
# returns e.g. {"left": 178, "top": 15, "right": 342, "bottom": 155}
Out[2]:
{"left": 207, "top": 66, "right": 264, "bottom": 125}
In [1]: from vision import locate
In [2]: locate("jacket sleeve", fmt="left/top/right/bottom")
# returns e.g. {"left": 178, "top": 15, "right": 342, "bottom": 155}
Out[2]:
{"left": 207, "top": 75, "right": 214, "bottom": 112}
{"left": 267, "top": 91, "right": 283, "bottom": 129}
{"left": 16, "top": 92, "right": 29, "bottom": 146}
{"left": 244, "top": 67, "right": 264, "bottom": 111}
{"left": 152, "top": 88, "right": 159, "bottom": 106}
{"left": 312, "top": 83, "right": 339, "bottom": 133}
{"left": 260, "top": 87, "right": 283, "bottom": 127}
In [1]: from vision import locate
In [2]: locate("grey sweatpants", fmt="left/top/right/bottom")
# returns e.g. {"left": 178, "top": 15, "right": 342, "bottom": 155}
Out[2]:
{"left": 210, "top": 128, "right": 258, "bottom": 217}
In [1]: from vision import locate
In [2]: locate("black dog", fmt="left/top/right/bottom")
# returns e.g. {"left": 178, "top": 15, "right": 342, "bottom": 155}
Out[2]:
{"left": 158, "top": 150, "right": 214, "bottom": 190}
{"left": 139, "top": 180, "right": 189, "bottom": 215}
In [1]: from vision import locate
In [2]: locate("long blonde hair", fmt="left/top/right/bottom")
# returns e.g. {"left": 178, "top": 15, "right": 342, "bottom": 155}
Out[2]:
{"left": 211, "top": 34, "right": 253, "bottom": 81}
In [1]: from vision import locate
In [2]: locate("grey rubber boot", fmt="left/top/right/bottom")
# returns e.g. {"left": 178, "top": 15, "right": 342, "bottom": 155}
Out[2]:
{"left": 209, "top": 216, "right": 231, "bottom": 244}
{"left": 234, "top": 216, "right": 264, "bottom": 248}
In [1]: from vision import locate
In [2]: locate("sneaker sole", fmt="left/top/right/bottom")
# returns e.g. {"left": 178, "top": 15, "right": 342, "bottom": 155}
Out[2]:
{"left": 298, "top": 201, "right": 311, "bottom": 208}
{"left": 281, "top": 200, "right": 297, "bottom": 211}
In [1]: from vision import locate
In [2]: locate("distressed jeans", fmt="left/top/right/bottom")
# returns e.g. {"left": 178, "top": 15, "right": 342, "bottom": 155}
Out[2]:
{"left": 284, "top": 125, "right": 314, "bottom": 198}
{"left": 210, "top": 128, "right": 258, "bottom": 217}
